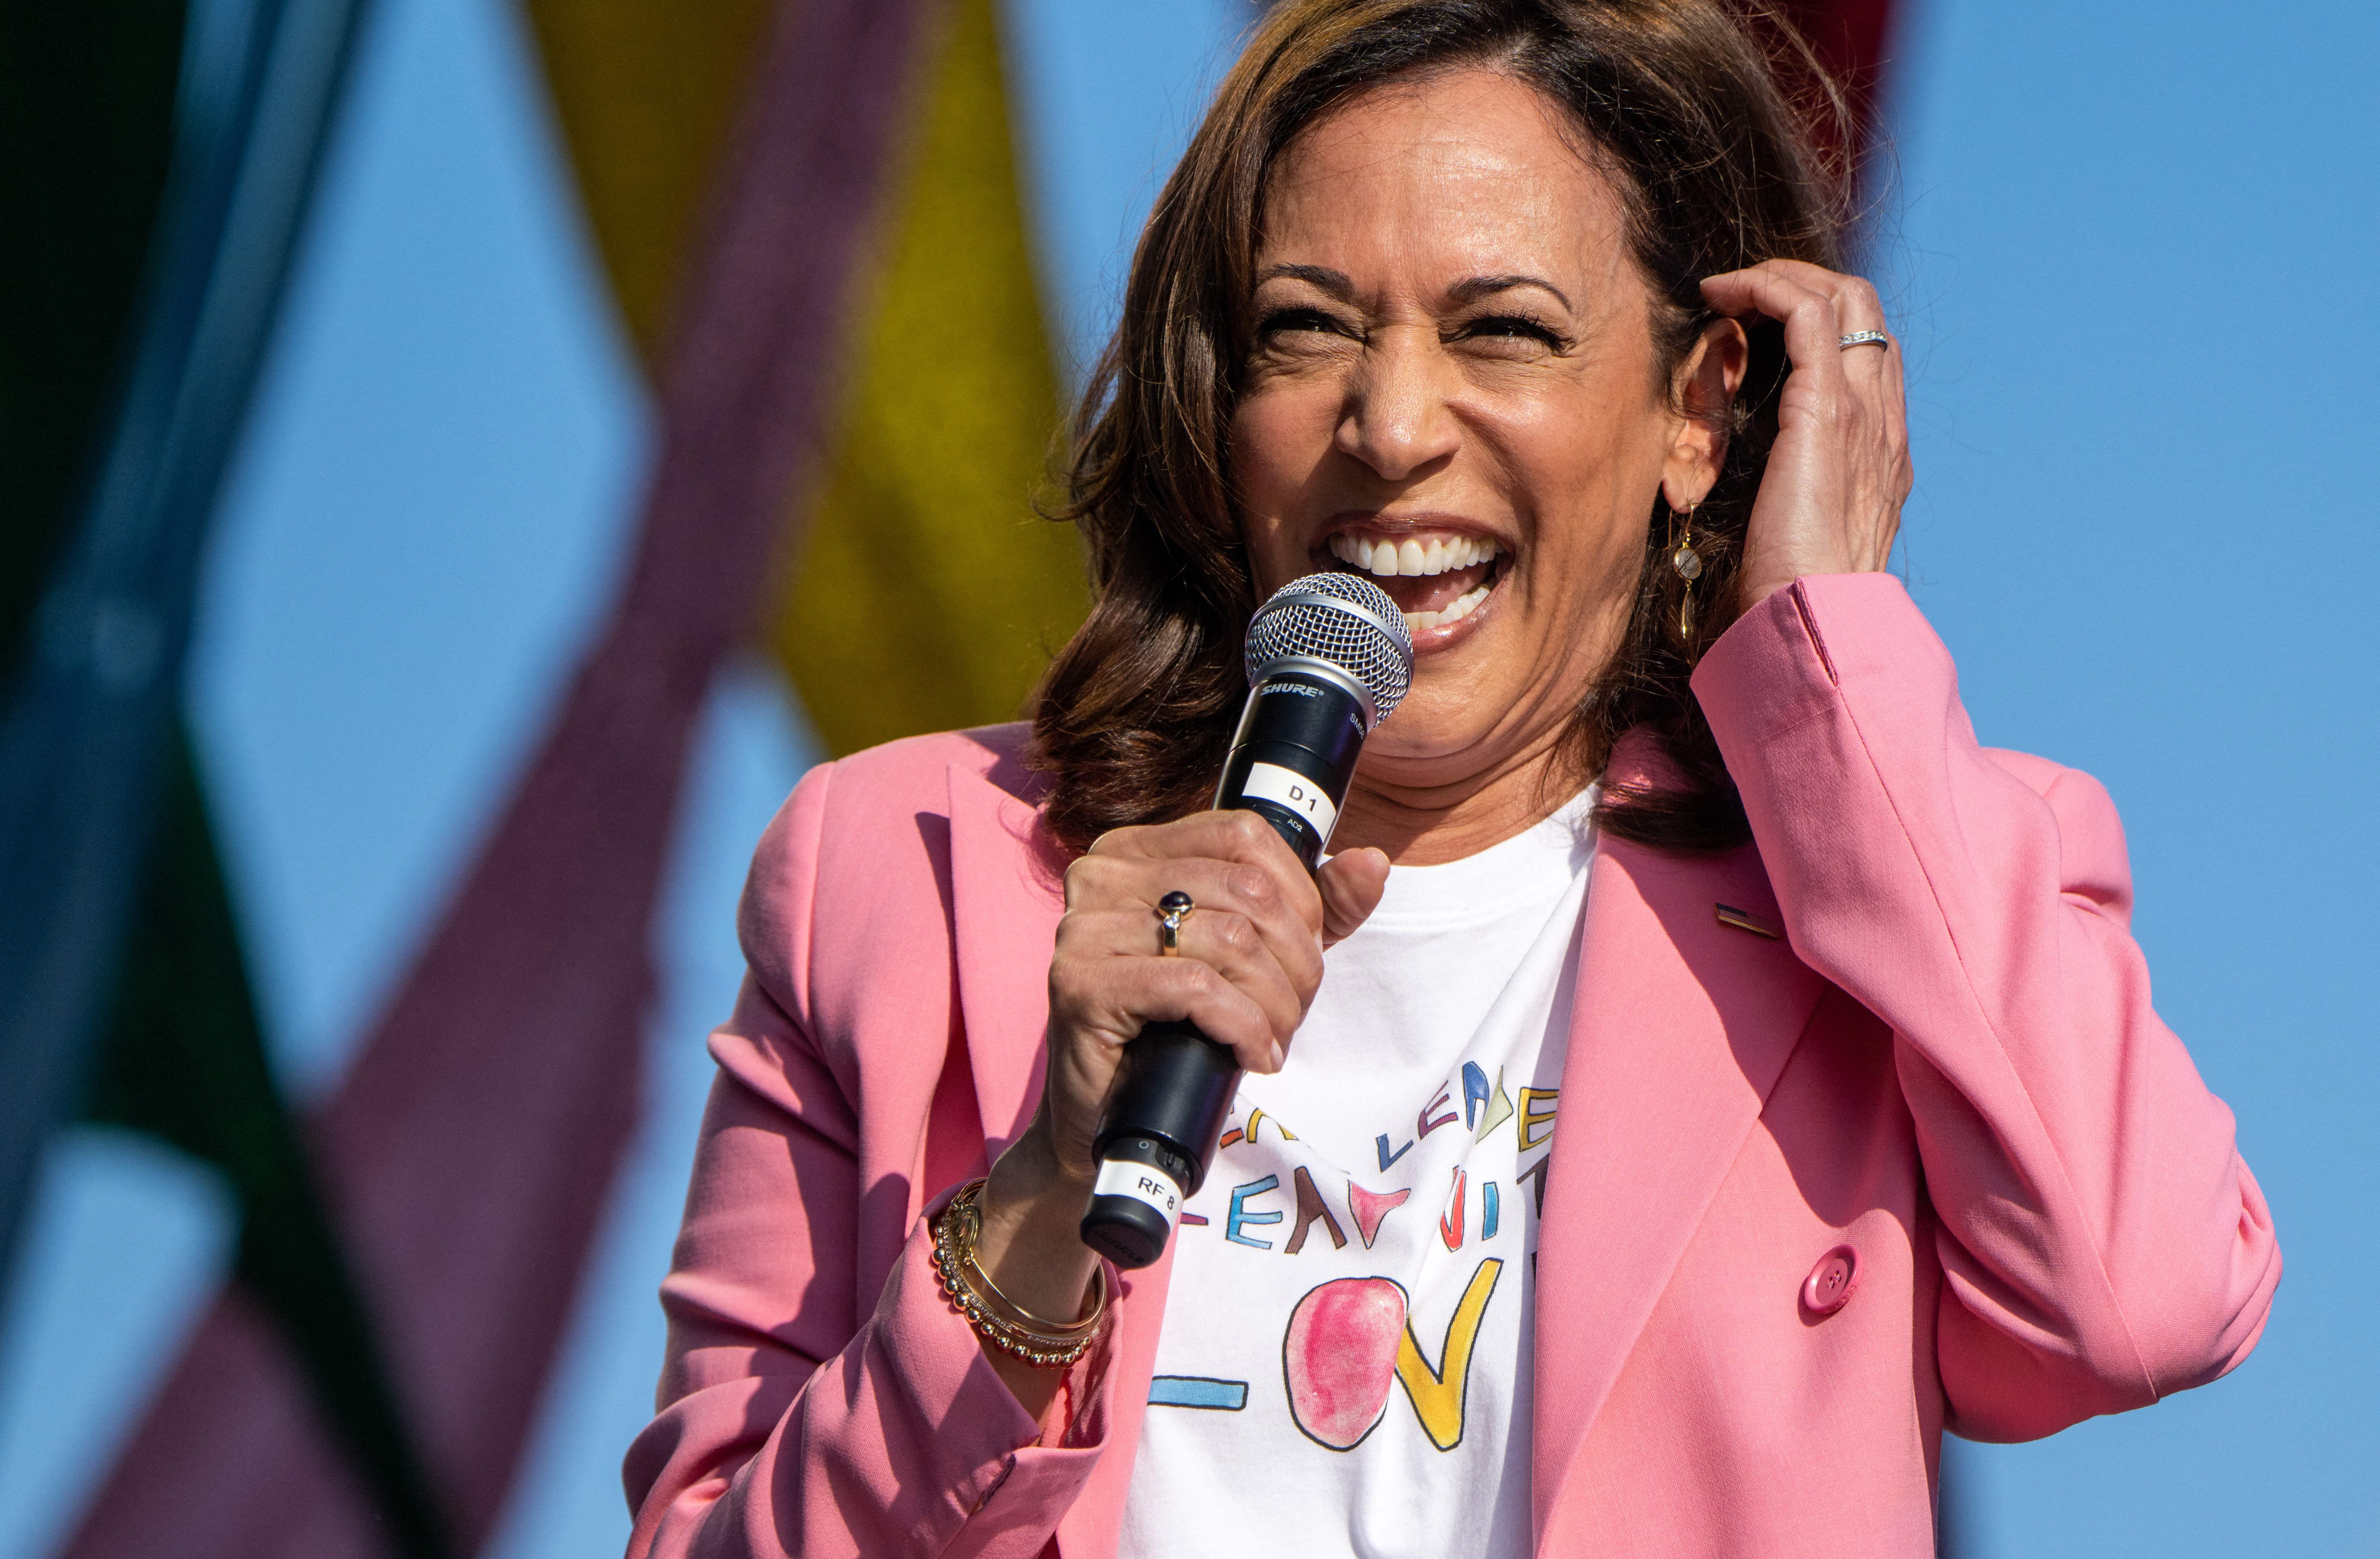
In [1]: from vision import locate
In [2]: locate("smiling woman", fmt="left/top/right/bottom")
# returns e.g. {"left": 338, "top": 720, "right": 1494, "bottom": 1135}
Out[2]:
{"left": 624, "top": 5, "right": 2278, "bottom": 1557}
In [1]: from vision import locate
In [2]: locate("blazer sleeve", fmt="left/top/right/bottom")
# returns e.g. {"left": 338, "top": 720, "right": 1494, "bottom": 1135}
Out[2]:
{"left": 1691, "top": 574, "right": 2281, "bottom": 1442}
{"left": 622, "top": 760, "right": 1116, "bottom": 1558}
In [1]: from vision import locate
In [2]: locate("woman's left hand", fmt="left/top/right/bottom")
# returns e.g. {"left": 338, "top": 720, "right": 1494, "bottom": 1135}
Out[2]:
{"left": 1700, "top": 260, "right": 1912, "bottom": 609}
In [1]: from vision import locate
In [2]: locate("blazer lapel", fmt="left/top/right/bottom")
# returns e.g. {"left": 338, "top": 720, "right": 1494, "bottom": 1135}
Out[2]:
{"left": 1529, "top": 833, "right": 1826, "bottom": 1543}
{"left": 944, "top": 762, "right": 1066, "bottom": 1159}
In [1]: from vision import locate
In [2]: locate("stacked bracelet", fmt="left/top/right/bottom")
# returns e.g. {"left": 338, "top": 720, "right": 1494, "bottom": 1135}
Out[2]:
{"left": 932, "top": 1178, "right": 1107, "bottom": 1370}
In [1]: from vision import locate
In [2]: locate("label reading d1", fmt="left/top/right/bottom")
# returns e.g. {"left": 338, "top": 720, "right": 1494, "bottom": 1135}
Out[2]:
{"left": 1093, "top": 1156, "right": 1185, "bottom": 1231}
{"left": 1240, "top": 761, "right": 1338, "bottom": 843}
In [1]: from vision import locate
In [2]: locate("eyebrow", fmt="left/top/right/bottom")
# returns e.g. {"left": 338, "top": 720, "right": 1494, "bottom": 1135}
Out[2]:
{"left": 1253, "top": 264, "right": 1573, "bottom": 312}
{"left": 1447, "top": 273, "right": 1573, "bottom": 311}
{"left": 1253, "top": 262, "right": 1356, "bottom": 299}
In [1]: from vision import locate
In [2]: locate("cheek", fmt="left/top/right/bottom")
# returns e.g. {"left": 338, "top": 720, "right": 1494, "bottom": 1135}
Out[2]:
{"left": 1231, "top": 381, "right": 1332, "bottom": 495}
{"left": 1229, "top": 389, "right": 1335, "bottom": 571}
{"left": 1492, "top": 394, "right": 1654, "bottom": 569}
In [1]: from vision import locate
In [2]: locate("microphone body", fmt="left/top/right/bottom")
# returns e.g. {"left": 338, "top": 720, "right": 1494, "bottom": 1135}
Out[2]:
{"left": 1079, "top": 575, "right": 1411, "bottom": 1269}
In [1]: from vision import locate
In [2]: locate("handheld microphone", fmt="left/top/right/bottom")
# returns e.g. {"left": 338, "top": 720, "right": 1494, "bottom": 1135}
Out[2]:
{"left": 1078, "top": 572, "right": 1414, "bottom": 1270}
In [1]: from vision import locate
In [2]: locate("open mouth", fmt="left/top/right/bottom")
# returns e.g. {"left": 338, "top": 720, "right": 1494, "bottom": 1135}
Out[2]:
{"left": 1322, "top": 529, "right": 1507, "bottom": 637}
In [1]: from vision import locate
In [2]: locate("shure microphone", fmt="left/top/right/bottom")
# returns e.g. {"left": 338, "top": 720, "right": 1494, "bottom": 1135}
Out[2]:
{"left": 1078, "top": 572, "right": 1414, "bottom": 1269}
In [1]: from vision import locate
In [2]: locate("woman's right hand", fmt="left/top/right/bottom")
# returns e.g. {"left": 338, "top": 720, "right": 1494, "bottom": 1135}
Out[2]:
{"left": 1037, "top": 810, "right": 1389, "bottom": 1180}
{"left": 969, "top": 811, "right": 1388, "bottom": 1411}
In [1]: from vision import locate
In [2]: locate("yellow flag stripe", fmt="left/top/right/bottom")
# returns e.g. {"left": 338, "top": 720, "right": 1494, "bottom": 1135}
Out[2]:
{"left": 770, "top": 0, "right": 1085, "bottom": 756}
{"left": 515, "top": 0, "right": 777, "bottom": 366}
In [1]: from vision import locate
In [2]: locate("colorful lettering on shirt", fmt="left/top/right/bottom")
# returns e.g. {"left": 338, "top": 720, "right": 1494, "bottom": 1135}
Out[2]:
{"left": 1279, "top": 1257, "right": 1508, "bottom": 1453}
{"left": 1227, "top": 1175, "right": 1284, "bottom": 1249}
{"left": 1285, "top": 1166, "right": 1349, "bottom": 1253}
{"left": 1516, "top": 1154, "right": 1551, "bottom": 1218}
{"left": 1439, "top": 1167, "right": 1467, "bottom": 1251}
{"left": 1516, "top": 1086, "right": 1560, "bottom": 1152}
{"left": 1376, "top": 1133, "right": 1414, "bottom": 1171}
{"left": 1148, "top": 1376, "right": 1249, "bottom": 1411}
{"left": 1245, "top": 1108, "right": 1298, "bottom": 1144}
{"left": 1347, "top": 1182, "right": 1412, "bottom": 1249}
{"left": 1482, "top": 1181, "right": 1500, "bottom": 1239}
{"left": 1283, "top": 1277, "right": 1410, "bottom": 1449}
{"left": 1461, "top": 1062, "right": 1492, "bottom": 1129}
{"left": 1473, "top": 1066, "right": 1515, "bottom": 1140}
{"left": 1394, "top": 1258, "right": 1505, "bottom": 1450}
{"left": 1418, "top": 1084, "right": 1460, "bottom": 1137}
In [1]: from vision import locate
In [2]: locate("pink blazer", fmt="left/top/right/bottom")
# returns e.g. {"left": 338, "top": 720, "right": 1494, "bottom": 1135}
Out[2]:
{"left": 624, "top": 575, "right": 2278, "bottom": 1558}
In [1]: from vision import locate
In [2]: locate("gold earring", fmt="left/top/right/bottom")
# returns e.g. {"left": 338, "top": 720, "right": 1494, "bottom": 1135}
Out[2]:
{"left": 1669, "top": 501, "right": 1703, "bottom": 640}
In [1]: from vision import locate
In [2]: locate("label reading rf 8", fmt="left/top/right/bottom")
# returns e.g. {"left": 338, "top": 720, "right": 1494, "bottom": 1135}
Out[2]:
{"left": 1240, "top": 761, "right": 1338, "bottom": 843}
{"left": 1093, "top": 1157, "right": 1185, "bottom": 1231}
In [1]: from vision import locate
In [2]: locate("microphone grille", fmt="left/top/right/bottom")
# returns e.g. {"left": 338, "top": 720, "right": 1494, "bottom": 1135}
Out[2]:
{"left": 1244, "top": 572, "right": 1415, "bottom": 726}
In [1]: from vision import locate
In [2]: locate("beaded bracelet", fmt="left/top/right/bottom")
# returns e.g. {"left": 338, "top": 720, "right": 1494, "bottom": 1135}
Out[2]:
{"left": 932, "top": 1179, "right": 1108, "bottom": 1369}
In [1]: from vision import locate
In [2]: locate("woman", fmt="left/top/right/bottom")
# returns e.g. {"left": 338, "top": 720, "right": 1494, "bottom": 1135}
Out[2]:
{"left": 625, "top": 2, "right": 2279, "bottom": 1554}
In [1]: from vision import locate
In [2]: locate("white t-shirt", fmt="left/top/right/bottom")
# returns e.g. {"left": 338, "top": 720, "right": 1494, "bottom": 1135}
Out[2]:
{"left": 1117, "top": 789, "right": 1596, "bottom": 1559}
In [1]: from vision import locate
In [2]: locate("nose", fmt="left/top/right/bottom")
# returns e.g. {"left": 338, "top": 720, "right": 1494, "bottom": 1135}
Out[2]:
{"left": 1334, "top": 325, "right": 1460, "bottom": 482}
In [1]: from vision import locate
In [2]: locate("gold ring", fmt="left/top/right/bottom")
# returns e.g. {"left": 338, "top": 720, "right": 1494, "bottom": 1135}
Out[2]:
{"left": 1156, "top": 891, "right": 1193, "bottom": 956}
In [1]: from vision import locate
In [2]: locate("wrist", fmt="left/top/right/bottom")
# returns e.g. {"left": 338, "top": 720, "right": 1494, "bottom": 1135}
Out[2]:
{"left": 979, "top": 1131, "right": 1102, "bottom": 1322}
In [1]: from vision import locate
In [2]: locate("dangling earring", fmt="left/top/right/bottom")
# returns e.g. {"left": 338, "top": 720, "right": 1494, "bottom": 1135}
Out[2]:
{"left": 1669, "top": 500, "right": 1703, "bottom": 641}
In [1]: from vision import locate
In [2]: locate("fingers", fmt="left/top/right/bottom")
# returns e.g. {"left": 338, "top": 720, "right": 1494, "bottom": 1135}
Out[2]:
{"left": 1094, "top": 811, "right": 1321, "bottom": 914}
{"left": 1078, "top": 809, "right": 1327, "bottom": 967}
{"left": 1318, "top": 846, "right": 1389, "bottom": 946}
{"left": 1055, "top": 942, "right": 1289, "bottom": 1074}
{"left": 1065, "top": 850, "right": 1324, "bottom": 1002}
{"left": 1701, "top": 261, "right": 1851, "bottom": 393}
{"left": 1052, "top": 810, "right": 1343, "bottom": 1089}
{"left": 1062, "top": 900, "right": 1306, "bottom": 1048}
{"left": 1703, "top": 260, "right": 1911, "bottom": 579}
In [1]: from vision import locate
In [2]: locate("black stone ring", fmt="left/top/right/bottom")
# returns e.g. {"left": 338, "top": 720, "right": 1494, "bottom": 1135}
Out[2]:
{"left": 1156, "top": 891, "right": 1194, "bottom": 957}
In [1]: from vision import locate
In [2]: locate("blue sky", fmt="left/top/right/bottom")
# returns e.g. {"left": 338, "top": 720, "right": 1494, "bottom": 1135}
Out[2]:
{"left": 1, "top": 0, "right": 2372, "bottom": 1554}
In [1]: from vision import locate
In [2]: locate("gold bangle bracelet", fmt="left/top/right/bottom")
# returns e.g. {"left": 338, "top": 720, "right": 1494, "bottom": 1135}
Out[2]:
{"left": 959, "top": 1189, "right": 1103, "bottom": 1334}
{"left": 951, "top": 1179, "right": 1106, "bottom": 1332}
{"left": 932, "top": 1180, "right": 1107, "bottom": 1368}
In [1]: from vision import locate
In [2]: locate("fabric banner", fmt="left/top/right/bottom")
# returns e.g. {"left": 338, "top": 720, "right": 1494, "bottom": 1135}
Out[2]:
{"left": 64, "top": 2, "right": 936, "bottom": 1554}
{"left": 0, "top": 0, "right": 374, "bottom": 1301}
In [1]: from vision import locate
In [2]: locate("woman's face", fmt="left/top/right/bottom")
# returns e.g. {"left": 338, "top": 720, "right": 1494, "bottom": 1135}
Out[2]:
{"left": 1232, "top": 68, "right": 1736, "bottom": 798}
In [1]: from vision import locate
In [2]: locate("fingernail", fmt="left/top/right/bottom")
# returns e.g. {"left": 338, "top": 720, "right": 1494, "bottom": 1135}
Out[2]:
{"left": 1267, "top": 1042, "right": 1284, "bottom": 1072}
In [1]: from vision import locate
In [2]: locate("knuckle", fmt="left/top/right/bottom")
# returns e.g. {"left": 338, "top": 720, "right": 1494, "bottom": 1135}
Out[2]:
{"left": 1226, "top": 865, "right": 1277, "bottom": 913}
{"left": 1061, "top": 854, "right": 1104, "bottom": 904}
{"left": 1212, "top": 910, "right": 1260, "bottom": 957}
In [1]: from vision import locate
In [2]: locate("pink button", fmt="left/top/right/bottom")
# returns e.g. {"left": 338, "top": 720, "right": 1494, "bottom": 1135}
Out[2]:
{"left": 1802, "top": 1245, "right": 1858, "bottom": 1314}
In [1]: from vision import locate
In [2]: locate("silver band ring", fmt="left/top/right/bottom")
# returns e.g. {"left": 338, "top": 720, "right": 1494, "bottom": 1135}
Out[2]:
{"left": 1156, "top": 891, "right": 1193, "bottom": 956}
{"left": 1838, "top": 330, "right": 1891, "bottom": 351}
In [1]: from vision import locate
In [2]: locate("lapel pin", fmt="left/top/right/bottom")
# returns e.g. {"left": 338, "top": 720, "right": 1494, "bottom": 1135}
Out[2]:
{"left": 1714, "top": 903, "right": 1783, "bottom": 940}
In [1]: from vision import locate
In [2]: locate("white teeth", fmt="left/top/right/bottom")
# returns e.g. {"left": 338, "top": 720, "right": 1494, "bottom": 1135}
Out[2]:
{"left": 1401, "top": 580, "right": 1493, "bottom": 633}
{"left": 1326, "top": 532, "right": 1506, "bottom": 579}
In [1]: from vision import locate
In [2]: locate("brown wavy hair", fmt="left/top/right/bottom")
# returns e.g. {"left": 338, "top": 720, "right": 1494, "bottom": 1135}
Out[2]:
{"left": 1029, "top": 0, "right": 1850, "bottom": 854}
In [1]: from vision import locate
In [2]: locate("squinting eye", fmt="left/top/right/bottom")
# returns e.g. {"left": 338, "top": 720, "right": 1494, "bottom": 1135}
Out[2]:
{"left": 1258, "top": 307, "right": 1342, "bottom": 338}
{"left": 1460, "top": 315, "right": 1563, "bottom": 347}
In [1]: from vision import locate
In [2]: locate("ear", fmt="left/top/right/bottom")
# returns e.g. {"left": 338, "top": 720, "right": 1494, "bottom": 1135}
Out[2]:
{"left": 1661, "top": 317, "right": 1747, "bottom": 510}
